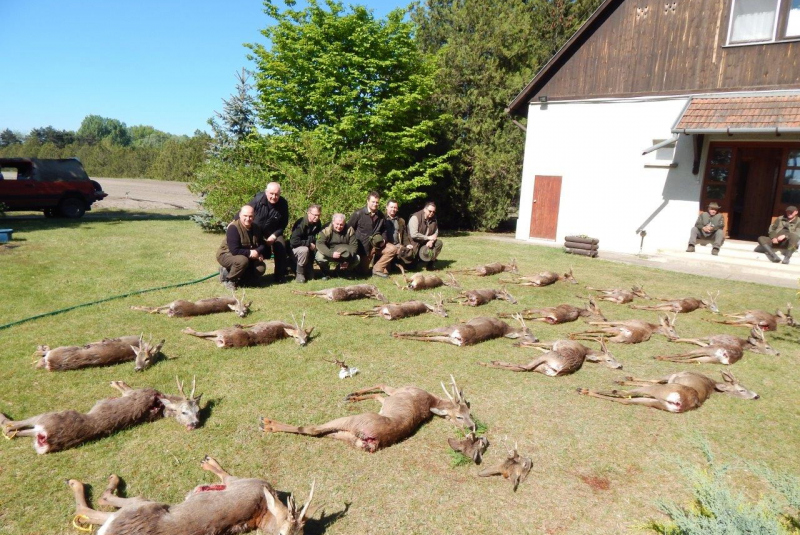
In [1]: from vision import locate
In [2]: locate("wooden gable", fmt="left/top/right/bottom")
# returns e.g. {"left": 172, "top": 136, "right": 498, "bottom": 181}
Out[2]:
{"left": 508, "top": 0, "right": 800, "bottom": 115}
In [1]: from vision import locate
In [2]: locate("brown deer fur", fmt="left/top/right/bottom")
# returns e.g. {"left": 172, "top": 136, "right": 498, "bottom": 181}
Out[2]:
{"left": 392, "top": 316, "right": 537, "bottom": 346}
{"left": 500, "top": 298, "right": 604, "bottom": 324}
{"left": 711, "top": 305, "right": 795, "bottom": 331}
{"left": 35, "top": 335, "right": 165, "bottom": 372}
{"left": 182, "top": 318, "right": 312, "bottom": 348}
{"left": 338, "top": 297, "right": 448, "bottom": 320}
{"left": 570, "top": 315, "right": 678, "bottom": 344}
{"left": 293, "top": 284, "right": 386, "bottom": 302}
{"left": 655, "top": 327, "right": 778, "bottom": 364}
{"left": 586, "top": 286, "right": 649, "bottom": 304}
{"left": 480, "top": 339, "right": 621, "bottom": 376}
{"left": 454, "top": 288, "right": 517, "bottom": 307}
{"left": 130, "top": 291, "right": 251, "bottom": 318}
{"left": 477, "top": 446, "right": 532, "bottom": 491}
{"left": 502, "top": 268, "right": 577, "bottom": 287}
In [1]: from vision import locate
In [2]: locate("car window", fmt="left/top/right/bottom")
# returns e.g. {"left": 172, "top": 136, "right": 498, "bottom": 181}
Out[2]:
{"left": 0, "top": 167, "right": 20, "bottom": 180}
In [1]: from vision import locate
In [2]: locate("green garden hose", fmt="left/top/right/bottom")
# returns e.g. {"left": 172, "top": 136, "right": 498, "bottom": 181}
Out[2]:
{"left": 0, "top": 272, "right": 219, "bottom": 332}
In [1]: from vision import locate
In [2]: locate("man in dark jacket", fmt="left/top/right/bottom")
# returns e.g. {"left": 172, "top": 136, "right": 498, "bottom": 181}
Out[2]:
{"left": 383, "top": 199, "right": 415, "bottom": 266}
{"left": 315, "top": 213, "right": 359, "bottom": 279}
{"left": 289, "top": 204, "right": 322, "bottom": 283}
{"left": 408, "top": 201, "right": 443, "bottom": 269}
{"left": 247, "top": 182, "right": 289, "bottom": 283}
{"left": 687, "top": 201, "right": 725, "bottom": 255}
{"left": 349, "top": 191, "right": 397, "bottom": 277}
{"left": 758, "top": 205, "right": 800, "bottom": 264}
{"left": 216, "top": 205, "right": 268, "bottom": 289}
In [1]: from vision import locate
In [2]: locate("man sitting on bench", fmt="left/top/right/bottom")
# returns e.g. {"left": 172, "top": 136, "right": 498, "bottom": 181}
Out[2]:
{"left": 687, "top": 201, "right": 724, "bottom": 255}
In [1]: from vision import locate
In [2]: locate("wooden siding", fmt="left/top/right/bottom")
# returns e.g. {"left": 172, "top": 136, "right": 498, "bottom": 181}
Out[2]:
{"left": 530, "top": 0, "right": 800, "bottom": 102}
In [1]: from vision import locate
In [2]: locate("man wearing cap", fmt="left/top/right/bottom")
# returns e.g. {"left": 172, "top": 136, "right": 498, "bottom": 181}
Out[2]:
{"left": 687, "top": 202, "right": 725, "bottom": 255}
{"left": 757, "top": 205, "right": 800, "bottom": 264}
{"left": 315, "top": 213, "right": 360, "bottom": 279}
{"left": 408, "top": 201, "right": 443, "bottom": 268}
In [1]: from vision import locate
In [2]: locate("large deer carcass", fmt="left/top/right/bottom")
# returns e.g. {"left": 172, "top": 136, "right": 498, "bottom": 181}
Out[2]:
{"left": 131, "top": 290, "right": 251, "bottom": 318}
{"left": 452, "top": 288, "right": 517, "bottom": 307}
{"left": 501, "top": 268, "right": 577, "bottom": 287}
{"left": 182, "top": 316, "right": 313, "bottom": 348}
{"left": 394, "top": 265, "right": 459, "bottom": 291}
{"left": 499, "top": 298, "right": 605, "bottom": 324}
{"left": 66, "top": 456, "right": 314, "bottom": 535}
{"left": 711, "top": 304, "right": 795, "bottom": 331}
{"left": 586, "top": 285, "right": 649, "bottom": 304}
{"left": 452, "top": 259, "right": 518, "bottom": 276}
{"left": 261, "top": 376, "right": 473, "bottom": 452}
{"left": 293, "top": 284, "right": 386, "bottom": 302}
{"left": 570, "top": 315, "right": 679, "bottom": 344}
{"left": 654, "top": 326, "right": 778, "bottom": 365}
{"left": 392, "top": 315, "right": 538, "bottom": 346}
{"left": 34, "top": 334, "right": 165, "bottom": 372}
{"left": 630, "top": 291, "right": 719, "bottom": 314}
{"left": 0, "top": 378, "right": 201, "bottom": 454}
{"left": 338, "top": 294, "right": 448, "bottom": 320}
{"left": 480, "top": 339, "right": 621, "bottom": 376}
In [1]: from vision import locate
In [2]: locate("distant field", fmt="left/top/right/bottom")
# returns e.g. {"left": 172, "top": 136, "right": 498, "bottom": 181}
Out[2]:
{"left": 0, "top": 210, "right": 798, "bottom": 534}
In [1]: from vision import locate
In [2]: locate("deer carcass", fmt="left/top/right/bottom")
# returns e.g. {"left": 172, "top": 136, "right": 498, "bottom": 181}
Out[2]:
{"left": 452, "top": 288, "right": 517, "bottom": 307}
{"left": 293, "top": 284, "right": 386, "bottom": 302}
{"left": 570, "top": 314, "right": 678, "bottom": 344}
{"left": 394, "top": 264, "right": 459, "bottom": 291}
{"left": 654, "top": 326, "right": 778, "bottom": 365}
{"left": 131, "top": 290, "right": 251, "bottom": 318}
{"left": 182, "top": 316, "right": 313, "bottom": 348}
{"left": 711, "top": 304, "right": 795, "bottom": 331}
{"left": 500, "top": 297, "right": 605, "bottom": 324}
{"left": 34, "top": 334, "right": 164, "bottom": 372}
{"left": 501, "top": 268, "right": 577, "bottom": 287}
{"left": 586, "top": 285, "right": 649, "bottom": 304}
{"left": 66, "top": 455, "right": 314, "bottom": 535}
{"left": 392, "top": 315, "right": 538, "bottom": 346}
{"left": 0, "top": 378, "right": 201, "bottom": 454}
{"left": 477, "top": 444, "right": 532, "bottom": 491}
{"left": 577, "top": 370, "right": 759, "bottom": 413}
{"left": 480, "top": 338, "right": 621, "bottom": 376}
{"left": 448, "top": 431, "right": 489, "bottom": 464}
{"left": 261, "top": 376, "right": 473, "bottom": 452}
{"left": 630, "top": 291, "right": 719, "bottom": 314}
{"left": 453, "top": 259, "right": 518, "bottom": 276}
{"left": 338, "top": 294, "right": 448, "bottom": 320}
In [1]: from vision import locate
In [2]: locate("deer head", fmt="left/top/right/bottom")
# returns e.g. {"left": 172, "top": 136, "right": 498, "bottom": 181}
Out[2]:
{"left": 509, "top": 314, "right": 539, "bottom": 343}
{"left": 228, "top": 289, "right": 252, "bottom": 318}
{"left": 263, "top": 480, "right": 315, "bottom": 535}
{"left": 286, "top": 313, "right": 314, "bottom": 346}
{"left": 659, "top": 314, "right": 679, "bottom": 340}
{"left": 586, "top": 338, "right": 622, "bottom": 369}
{"left": 702, "top": 291, "right": 720, "bottom": 314}
{"left": 431, "top": 375, "right": 474, "bottom": 430}
{"left": 131, "top": 334, "right": 165, "bottom": 372}
{"left": 426, "top": 293, "right": 448, "bottom": 317}
{"left": 746, "top": 326, "right": 779, "bottom": 356}
{"left": 499, "top": 288, "right": 517, "bottom": 304}
{"left": 160, "top": 376, "right": 202, "bottom": 430}
{"left": 714, "top": 370, "right": 759, "bottom": 400}
{"left": 632, "top": 285, "right": 649, "bottom": 299}
{"left": 586, "top": 297, "right": 606, "bottom": 321}
{"left": 448, "top": 431, "right": 489, "bottom": 464}
{"left": 478, "top": 442, "right": 532, "bottom": 491}
{"left": 509, "top": 258, "right": 519, "bottom": 274}
{"left": 776, "top": 303, "right": 796, "bottom": 327}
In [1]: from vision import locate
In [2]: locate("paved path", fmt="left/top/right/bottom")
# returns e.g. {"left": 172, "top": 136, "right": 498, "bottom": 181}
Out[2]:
{"left": 93, "top": 177, "right": 199, "bottom": 210}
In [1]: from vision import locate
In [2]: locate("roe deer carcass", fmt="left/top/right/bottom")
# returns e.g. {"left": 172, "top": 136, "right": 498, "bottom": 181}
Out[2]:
{"left": 131, "top": 289, "right": 251, "bottom": 318}
{"left": 577, "top": 370, "right": 758, "bottom": 413}
{"left": 630, "top": 291, "right": 719, "bottom": 314}
{"left": 570, "top": 314, "right": 679, "bottom": 344}
{"left": 586, "top": 285, "right": 649, "bottom": 304}
{"left": 182, "top": 315, "right": 313, "bottom": 348}
{"left": 654, "top": 326, "right": 778, "bottom": 365}
{"left": 477, "top": 444, "right": 532, "bottom": 491}
{"left": 34, "top": 334, "right": 165, "bottom": 372}
{"left": 501, "top": 268, "right": 577, "bottom": 287}
{"left": 0, "top": 378, "right": 201, "bottom": 454}
{"left": 391, "top": 315, "right": 538, "bottom": 346}
{"left": 338, "top": 294, "right": 448, "bottom": 320}
{"left": 260, "top": 376, "right": 473, "bottom": 452}
{"left": 452, "top": 288, "right": 517, "bottom": 307}
{"left": 499, "top": 297, "right": 605, "bottom": 324}
{"left": 394, "top": 264, "right": 459, "bottom": 291}
{"left": 452, "top": 259, "right": 518, "bottom": 276}
{"left": 448, "top": 431, "right": 489, "bottom": 464}
{"left": 711, "top": 304, "right": 795, "bottom": 331}
{"left": 293, "top": 284, "right": 386, "bottom": 302}
{"left": 479, "top": 338, "right": 621, "bottom": 376}
{"left": 66, "top": 455, "right": 314, "bottom": 535}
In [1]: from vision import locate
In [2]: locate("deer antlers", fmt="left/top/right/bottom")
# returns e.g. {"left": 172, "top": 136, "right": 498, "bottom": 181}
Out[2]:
{"left": 175, "top": 376, "right": 199, "bottom": 401}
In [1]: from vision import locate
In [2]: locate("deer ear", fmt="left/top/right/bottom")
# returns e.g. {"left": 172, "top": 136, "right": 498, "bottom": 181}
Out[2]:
{"left": 155, "top": 340, "right": 165, "bottom": 353}
{"left": 263, "top": 488, "right": 279, "bottom": 515}
{"left": 228, "top": 304, "right": 237, "bottom": 311}
{"left": 430, "top": 407, "right": 447, "bottom": 416}
{"left": 158, "top": 396, "right": 178, "bottom": 413}
{"left": 130, "top": 345, "right": 140, "bottom": 355}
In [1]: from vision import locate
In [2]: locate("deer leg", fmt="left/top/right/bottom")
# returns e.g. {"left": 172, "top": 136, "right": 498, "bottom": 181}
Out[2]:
{"left": 260, "top": 415, "right": 358, "bottom": 437}
{"left": 577, "top": 388, "right": 660, "bottom": 406}
{"left": 200, "top": 455, "right": 232, "bottom": 483}
{"left": 654, "top": 350, "right": 709, "bottom": 363}
{"left": 671, "top": 338, "right": 709, "bottom": 347}
{"left": 2, "top": 415, "right": 42, "bottom": 436}
{"left": 480, "top": 357, "right": 545, "bottom": 372}
{"left": 97, "top": 474, "right": 139, "bottom": 509}
{"left": 109, "top": 381, "right": 133, "bottom": 395}
{"left": 344, "top": 384, "right": 395, "bottom": 399}
{"left": 67, "top": 480, "right": 112, "bottom": 525}
{"left": 345, "top": 393, "right": 386, "bottom": 404}
{"left": 181, "top": 327, "right": 222, "bottom": 339}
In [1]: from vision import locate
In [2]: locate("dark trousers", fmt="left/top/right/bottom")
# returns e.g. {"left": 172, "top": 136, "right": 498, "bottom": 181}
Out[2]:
{"left": 758, "top": 232, "right": 799, "bottom": 252}
{"left": 217, "top": 252, "right": 266, "bottom": 284}
{"left": 266, "top": 235, "right": 288, "bottom": 279}
{"left": 689, "top": 227, "right": 724, "bottom": 248}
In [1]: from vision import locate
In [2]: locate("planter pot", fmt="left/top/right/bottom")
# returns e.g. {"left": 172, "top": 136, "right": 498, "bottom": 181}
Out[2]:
{"left": 0, "top": 229, "right": 13, "bottom": 243}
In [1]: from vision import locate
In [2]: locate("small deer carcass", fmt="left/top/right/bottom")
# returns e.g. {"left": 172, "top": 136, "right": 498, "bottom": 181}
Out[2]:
{"left": 182, "top": 315, "right": 313, "bottom": 348}
{"left": 66, "top": 456, "right": 314, "bottom": 535}
{"left": 480, "top": 338, "right": 621, "bottom": 376}
{"left": 293, "top": 284, "right": 386, "bottom": 302}
{"left": 131, "top": 289, "right": 251, "bottom": 318}
{"left": 655, "top": 326, "right": 778, "bottom": 365}
{"left": 448, "top": 431, "right": 489, "bottom": 464}
{"left": 261, "top": 376, "right": 473, "bottom": 452}
{"left": 631, "top": 291, "right": 719, "bottom": 314}
{"left": 500, "top": 297, "right": 605, "bottom": 324}
{"left": 477, "top": 444, "right": 533, "bottom": 491}
{"left": 394, "top": 264, "right": 459, "bottom": 291}
{"left": 34, "top": 334, "right": 165, "bottom": 372}
{"left": 577, "top": 370, "right": 759, "bottom": 413}
{"left": 570, "top": 314, "right": 679, "bottom": 344}
{"left": 452, "top": 288, "right": 517, "bottom": 307}
{"left": 711, "top": 304, "right": 795, "bottom": 331}
{"left": 453, "top": 258, "right": 518, "bottom": 276}
{"left": 338, "top": 294, "right": 448, "bottom": 320}
{"left": 392, "top": 315, "right": 538, "bottom": 347}
{"left": 501, "top": 268, "right": 577, "bottom": 287}
{"left": 586, "top": 285, "right": 649, "bottom": 304}
{"left": 0, "top": 377, "right": 201, "bottom": 454}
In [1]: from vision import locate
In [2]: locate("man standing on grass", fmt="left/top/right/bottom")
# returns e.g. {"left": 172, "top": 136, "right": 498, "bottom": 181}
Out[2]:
{"left": 758, "top": 205, "right": 800, "bottom": 264}
{"left": 289, "top": 204, "right": 322, "bottom": 283}
{"left": 247, "top": 181, "right": 289, "bottom": 284}
{"left": 408, "top": 201, "right": 443, "bottom": 269}
{"left": 687, "top": 201, "right": 725, "bottom": 255}
{"left": 217, "top": 205, "right": 267, "bottom": 289}
{"left": 349, "top": 191, "right": 397, "bottom": 278}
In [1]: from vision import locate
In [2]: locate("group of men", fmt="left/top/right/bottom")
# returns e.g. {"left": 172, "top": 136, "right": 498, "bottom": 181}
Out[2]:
{"left": 216, "top": 183, "right": 443, "bottom": 288}
{"left": 687, "top": 202, "right": 799, "bottom": 264}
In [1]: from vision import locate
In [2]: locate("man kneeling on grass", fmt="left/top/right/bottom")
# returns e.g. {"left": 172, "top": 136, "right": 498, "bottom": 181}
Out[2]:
{"left": 217, "top": 205, "right": 267, "bottom": 289}
{"left": 315, "top": 213, "right": 359, "bottom": 280}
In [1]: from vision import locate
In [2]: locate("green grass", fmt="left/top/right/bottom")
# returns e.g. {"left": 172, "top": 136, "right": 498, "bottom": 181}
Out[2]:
{"left": 0, "top": 209, "right": 798, "bottom": 534}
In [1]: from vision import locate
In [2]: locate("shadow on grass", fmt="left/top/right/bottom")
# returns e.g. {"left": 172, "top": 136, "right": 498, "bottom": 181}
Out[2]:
{"left": 3, "top": 210, "right": 194, "bottom": 229}
{"left": 300, "top": 500, "right": 350, "bottom": 534}
{"left": 198, "top": 398, "right": 219, "bottom": 428}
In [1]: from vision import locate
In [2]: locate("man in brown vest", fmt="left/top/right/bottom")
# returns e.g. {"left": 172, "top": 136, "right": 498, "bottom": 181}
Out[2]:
{"left": 216, "top": 205, "right": 268, "bottom": 289}
{"left": 348, "top": 191, "right": 397, "bottom": 278}
{"left": 408, "top": 201, "right": 443, "bottom": 269}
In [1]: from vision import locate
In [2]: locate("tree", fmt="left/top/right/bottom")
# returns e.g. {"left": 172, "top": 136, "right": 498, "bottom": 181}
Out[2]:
{"left": 0, "top": 129, "right": 22, "bottom": 147}
{"left": 78, "top": 115, "right": 131, "bottom": 146}
{"left": 207, "top": 68, "right": 257, "bottom": 157}
{"left": 128, "top": 125, "right": 174, "bottom": 148}
{"left": 29, "top": 126, "right": 75, "bottom": 148}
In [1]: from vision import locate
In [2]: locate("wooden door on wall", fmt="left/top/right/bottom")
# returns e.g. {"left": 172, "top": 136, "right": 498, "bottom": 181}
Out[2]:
{"left": 529, "top": 175, "right": 562, "bottom": 240}
{"left": 731, "top": 148, "right": 782, "bottom": 240}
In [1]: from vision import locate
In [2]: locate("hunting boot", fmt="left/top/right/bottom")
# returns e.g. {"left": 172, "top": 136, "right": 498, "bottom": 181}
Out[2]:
{"left": 686, "top": 244, "right": 695, "bottom": 252}
{"left": 782, "top": 249, "right": 794, "bottom": 265}
{"left": 317, "top": 260, "right": 332, "bottom": 281}
{"left": 757, "top": 237, "right": 782, "bottom": 263}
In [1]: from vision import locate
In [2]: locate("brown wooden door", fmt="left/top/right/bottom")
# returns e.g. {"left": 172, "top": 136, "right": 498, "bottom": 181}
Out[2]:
{"left": 730, "top": 148, "right": 782, "bottom": 240}
{"left": 529, "top": 175, "right": 562, "bottom": 240}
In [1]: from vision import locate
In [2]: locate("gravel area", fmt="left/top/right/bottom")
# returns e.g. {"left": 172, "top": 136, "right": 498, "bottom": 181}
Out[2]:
{"left": 93, "top": 177, "right": 200, "bottom": 210}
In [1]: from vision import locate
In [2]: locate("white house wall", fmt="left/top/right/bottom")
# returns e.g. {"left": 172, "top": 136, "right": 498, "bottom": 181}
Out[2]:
{"left": 515, "top": 97, "right": 699, "bottom": 254}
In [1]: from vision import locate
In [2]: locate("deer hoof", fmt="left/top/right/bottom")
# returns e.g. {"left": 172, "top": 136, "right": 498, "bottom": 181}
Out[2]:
{"left": 576, "top": 388, "right": 589, "bottom": 395}
{"left": 259, "top": 417, "right": 274, "bottom": 433}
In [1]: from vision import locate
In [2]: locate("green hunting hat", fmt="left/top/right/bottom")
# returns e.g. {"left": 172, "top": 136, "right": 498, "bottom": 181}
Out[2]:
{"left": 418, "top": 245, "right": 435, "bottom": 262}
{"left": 786, "top": 205, "right": 798, "bottom": 213}
{"left": 707, "top": 202, "right": 720, "bottom": 210}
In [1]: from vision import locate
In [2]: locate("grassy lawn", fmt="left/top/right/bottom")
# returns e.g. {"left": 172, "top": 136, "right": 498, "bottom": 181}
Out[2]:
{"left": 0, "top": 209, "right": 798, "bottom": 534}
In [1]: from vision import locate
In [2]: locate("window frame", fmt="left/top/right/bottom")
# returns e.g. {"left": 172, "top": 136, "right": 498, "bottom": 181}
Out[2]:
{"left": 726, "top": 0, "right": 800, "bottom": 45}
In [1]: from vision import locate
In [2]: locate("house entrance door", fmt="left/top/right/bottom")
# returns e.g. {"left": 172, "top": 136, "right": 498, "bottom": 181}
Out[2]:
{"left": 730, "top": 148, "right": 782, "bottom": 241}
{"left": 529, "top": 175, "right": 562, "bottom": 240}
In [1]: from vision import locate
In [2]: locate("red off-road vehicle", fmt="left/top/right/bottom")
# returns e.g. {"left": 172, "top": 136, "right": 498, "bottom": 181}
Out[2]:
{"left": 0, "top": 158, "right": 107, "bottom": 218}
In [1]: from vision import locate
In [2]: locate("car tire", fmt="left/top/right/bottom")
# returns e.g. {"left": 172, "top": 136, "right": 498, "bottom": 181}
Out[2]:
{"left": 58, "top": 197, "right": 86, "bottom": 218}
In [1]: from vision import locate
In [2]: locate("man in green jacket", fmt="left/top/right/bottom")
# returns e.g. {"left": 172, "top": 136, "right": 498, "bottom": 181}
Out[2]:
{"left": 216, "top": 205, "right": 268, "bottom": 289}
{"left": 289, "top": 204, "right": 322, "bottom": 283}
{"left": 757, "top": 205, "right": 800, "bottom": 264}
{"left": 315, "top": 213, "right": 360, "bottom": 279}
{"left": 687, "top": 201, "right": 725, "bottom": 255}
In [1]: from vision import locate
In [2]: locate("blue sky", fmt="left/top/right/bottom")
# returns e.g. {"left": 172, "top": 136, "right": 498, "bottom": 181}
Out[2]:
{"left": 0, "top": 0, "right": 407, "bottom": 137}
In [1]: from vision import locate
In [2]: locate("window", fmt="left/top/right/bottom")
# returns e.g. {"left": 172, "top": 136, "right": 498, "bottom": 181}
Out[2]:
{"left": 781, "top": 149, "right": 800, "bottom": 203}
{"left": 728, "top": 0, "right": 800, "bottom": 43}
